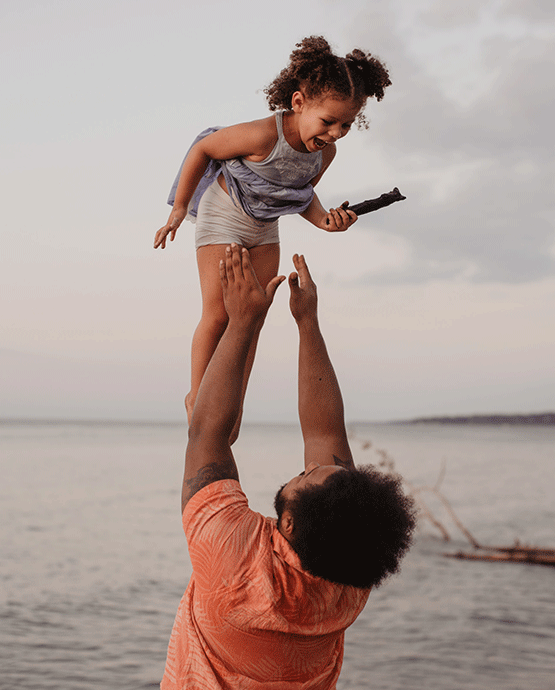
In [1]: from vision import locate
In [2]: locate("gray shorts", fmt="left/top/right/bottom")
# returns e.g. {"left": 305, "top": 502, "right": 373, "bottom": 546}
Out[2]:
{"left": 194, "top": 178, "right": 280, "bottom": 249}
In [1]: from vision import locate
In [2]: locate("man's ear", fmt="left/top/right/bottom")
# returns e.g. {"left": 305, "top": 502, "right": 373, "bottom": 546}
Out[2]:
{"left": 279, "top": 509, "right": 295, "bottom": 540}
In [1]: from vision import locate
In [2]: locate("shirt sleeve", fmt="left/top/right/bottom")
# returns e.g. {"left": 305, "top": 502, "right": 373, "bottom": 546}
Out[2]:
{"left": 182, "top": 479, "right": 269, "bottom": 592}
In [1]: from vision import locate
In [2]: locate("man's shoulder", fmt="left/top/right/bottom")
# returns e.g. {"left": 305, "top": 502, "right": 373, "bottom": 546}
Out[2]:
{"left": 183, "top": 478, "right": 245, "bottom": 522}
{"left": 183, "top": 479, "right": 271, "bottom": 545}
{"left": 183, "top": 479, "right": 278, "bottom": 590}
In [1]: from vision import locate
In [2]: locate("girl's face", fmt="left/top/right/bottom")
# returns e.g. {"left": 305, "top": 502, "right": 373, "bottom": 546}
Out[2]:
{"left": 291, "top": 91, "right": 363, "bottom": 153}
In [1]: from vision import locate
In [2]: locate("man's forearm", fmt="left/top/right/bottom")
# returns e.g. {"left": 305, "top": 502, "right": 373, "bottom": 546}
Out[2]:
{"left": 182, "top": 245, "right": 283, "bottom": 511}
{"left": 190, "top": 321, "right": 260, "bottom": 440}
{"left": 297, "top": 316, "right": 347, "bottom": 443}
{"left": 182, "top": 322, "right": 250, "bottom": 512}
{"left": 287, "top": 253, "right": 353, "bottom": 467}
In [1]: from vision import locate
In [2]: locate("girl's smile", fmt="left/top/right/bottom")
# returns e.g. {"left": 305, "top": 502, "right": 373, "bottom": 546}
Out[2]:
{"left": 313, "top": 136, "right": 329, "bottom": 150}
{"left": 289, "top": 92, "right": 364, "bottom": 154}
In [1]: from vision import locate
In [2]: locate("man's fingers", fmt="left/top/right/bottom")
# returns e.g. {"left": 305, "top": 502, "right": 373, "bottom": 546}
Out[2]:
{"left": 266, "top": 274, "right": 286, "bottom": 300}
{"left": 292, "top": 254, "right": 304, "bottom": 273}
{"left": 224, "top": 244, "right": 264, "bottom": 290}
{"left": 219, "top": 257, "right": 228, "bottom": 289}
{"left": 223, "top": 243, "right": 284, "bottom": 307}
{"left": 292, "top": 254, "right": 312, "bottom": 286}
{"left": 227, "top": 243, "right": 246, "bottom": 281}
{"left": 225, "top": 245, "right": 236, "bottom": 283}
{"left": 232, "top": 244, "right": 243, "bottom": 276}
{"left": 240, "top": 246, "right": 256, "bottom": 281}
{"left": 238, "top": 246, "right": 264, "bottom": 290}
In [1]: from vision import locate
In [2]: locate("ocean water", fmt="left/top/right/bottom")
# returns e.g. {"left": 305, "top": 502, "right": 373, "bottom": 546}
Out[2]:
{"left": 1, "top": 420, "right": 554, "bottom": 690}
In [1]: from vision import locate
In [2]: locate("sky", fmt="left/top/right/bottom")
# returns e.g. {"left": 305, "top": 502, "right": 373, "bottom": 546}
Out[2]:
{"left": 2, "top": 0, "right": 554, "bottom": 423}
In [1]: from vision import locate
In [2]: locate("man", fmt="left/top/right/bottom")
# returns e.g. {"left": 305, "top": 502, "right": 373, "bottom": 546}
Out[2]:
{"left": 161, "top": 245, "right": 415, "bottom": 690}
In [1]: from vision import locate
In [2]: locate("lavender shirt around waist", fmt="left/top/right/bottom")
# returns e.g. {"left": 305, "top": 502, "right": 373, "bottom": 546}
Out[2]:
{"left": 167, "top": 125, "right": 321, "bottom": 222}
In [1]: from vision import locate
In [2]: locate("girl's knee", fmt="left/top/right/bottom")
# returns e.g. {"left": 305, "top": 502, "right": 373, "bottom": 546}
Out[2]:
{"left": 200, "top": 309, "right": 228, "bottom": 335}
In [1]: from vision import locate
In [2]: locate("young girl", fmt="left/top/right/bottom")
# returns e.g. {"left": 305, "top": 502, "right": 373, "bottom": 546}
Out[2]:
{"left": 154, "top": 35, "right": 391, "bottom": 440}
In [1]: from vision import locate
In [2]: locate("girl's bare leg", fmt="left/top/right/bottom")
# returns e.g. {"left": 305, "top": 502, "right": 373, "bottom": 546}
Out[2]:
{"left": 186, "top": 245, "right": 230, "bottom": 423}
{"left": 187, "top": 242, "right": 280, "bottom": 443}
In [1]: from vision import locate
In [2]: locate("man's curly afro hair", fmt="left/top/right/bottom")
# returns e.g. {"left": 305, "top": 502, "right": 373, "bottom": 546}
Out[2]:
{"left": 275, "top": 465, "right": 416, "bottom": 589}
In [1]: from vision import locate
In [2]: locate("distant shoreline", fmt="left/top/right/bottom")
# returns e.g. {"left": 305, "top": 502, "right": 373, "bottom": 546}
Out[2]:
{"left": 2, "top": 413, "right": 555, "bottom": 427}
{"left": 399, "top": 413, "right": 555, "bottom": 426}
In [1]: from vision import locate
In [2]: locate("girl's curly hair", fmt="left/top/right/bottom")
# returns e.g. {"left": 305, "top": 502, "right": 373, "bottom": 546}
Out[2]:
{"left": 264, "top": 36, "right": 392, "bottom": 128}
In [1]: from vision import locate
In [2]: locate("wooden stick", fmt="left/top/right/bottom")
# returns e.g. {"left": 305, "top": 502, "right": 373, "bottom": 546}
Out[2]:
{"left": 326, "top": 188, "right": 406, "bottom": 225}
{"left": 347, "top": 187, "right": 406, "bottom": 215}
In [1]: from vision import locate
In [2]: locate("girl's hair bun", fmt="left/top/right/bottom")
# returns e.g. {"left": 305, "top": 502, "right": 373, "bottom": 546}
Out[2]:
{"left": 345, "top": 49, "right": 391, "bottom": 103}
{"left": 265, "top": 36, "right": 391, "bottom": 128}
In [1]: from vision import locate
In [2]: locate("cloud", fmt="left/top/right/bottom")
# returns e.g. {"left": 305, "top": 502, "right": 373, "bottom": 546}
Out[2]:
{"left": 417, "top": 0, "right": 485, "bottom": 29}
{"left": 344, "top": 0, "right": 555, "bottom": 284}
{"left": 500, "top": 0, "right": 555, "bottom": 23}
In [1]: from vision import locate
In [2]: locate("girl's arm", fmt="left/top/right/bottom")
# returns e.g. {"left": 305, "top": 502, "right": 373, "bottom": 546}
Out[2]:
{"left": 154, "top": 118, "right": 278, "bottom": 249}
{"left": 153, "top": 145, "right": 211, "bottom": 249}
{"left": 299, "top": 144, "right": 357, "bottom": 233}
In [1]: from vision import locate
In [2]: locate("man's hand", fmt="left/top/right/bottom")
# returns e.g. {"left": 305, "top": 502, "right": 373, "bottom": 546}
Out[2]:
{"left": 220, "top": 244, "right": 285, "bottom": 326}
{"left": 289, "top": 254, "right": 318, "bottom": 325}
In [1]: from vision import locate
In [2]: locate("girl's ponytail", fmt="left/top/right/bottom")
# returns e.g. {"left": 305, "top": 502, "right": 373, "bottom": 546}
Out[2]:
{"left": 345, "top": 49, "right": 391, "bottom": 103}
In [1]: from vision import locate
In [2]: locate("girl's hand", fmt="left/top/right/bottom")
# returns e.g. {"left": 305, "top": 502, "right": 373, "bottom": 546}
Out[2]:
{"left": 154, "top": 209, "right": 186, "bottom": 249}
{"left": 154, "top": 223, "right": 176, "bottom": 249}
{"left": 323, "top": 202, "right": 357, "bottom": 232}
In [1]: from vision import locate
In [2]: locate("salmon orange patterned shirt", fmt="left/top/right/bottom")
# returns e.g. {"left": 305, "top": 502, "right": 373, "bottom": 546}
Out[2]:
{"left": 161, "top": 479, "right": 371, "bottom": 690}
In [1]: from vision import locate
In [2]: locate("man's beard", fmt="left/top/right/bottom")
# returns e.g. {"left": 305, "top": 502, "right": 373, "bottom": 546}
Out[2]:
{"left": 273, "top": 483, "right": 287, "bottom": 523}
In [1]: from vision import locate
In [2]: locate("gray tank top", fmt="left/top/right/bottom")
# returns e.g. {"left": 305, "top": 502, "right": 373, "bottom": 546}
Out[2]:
{"left": 242, "top": 111, "right": 322, "bottom": 189}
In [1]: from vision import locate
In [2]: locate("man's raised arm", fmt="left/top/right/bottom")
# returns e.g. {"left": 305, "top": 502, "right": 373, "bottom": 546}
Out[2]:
{"left": 288, "top": 254, "right": 354, "bottom": 470}
{"left": 181, "top": 244, "right": 284, "bottom": 512}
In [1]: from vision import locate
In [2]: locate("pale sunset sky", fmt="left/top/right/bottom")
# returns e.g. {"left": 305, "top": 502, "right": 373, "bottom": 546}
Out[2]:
{"left": 2, "top": 0, "right": 554, "bottom": 422}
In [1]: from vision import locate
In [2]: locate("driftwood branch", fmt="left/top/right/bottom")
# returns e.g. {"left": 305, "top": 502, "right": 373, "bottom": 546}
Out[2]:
{"left": 433, "top": 459, "right": 447, "bottom": 492}
{"left": 348, "top": 429, "right": 555, "bottom": 567}
{"left": 412, "top": 486, "right": 481, "bottom": 549}
{"left": 409, "top": 490, "right": 451, "bottom": 541}
{"left": 446, "top": 546, "right": 555, "bottom": 566}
